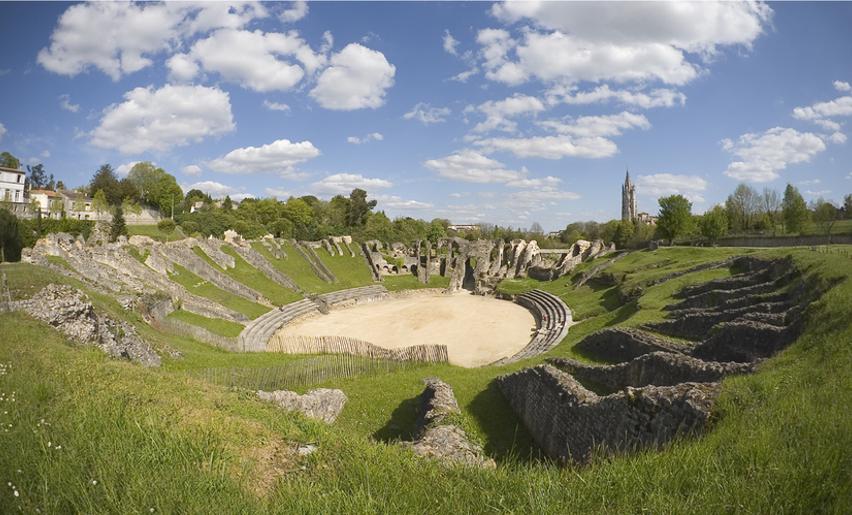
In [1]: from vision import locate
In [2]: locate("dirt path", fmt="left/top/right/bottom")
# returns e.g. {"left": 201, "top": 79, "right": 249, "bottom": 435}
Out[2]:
{"left": 275, "top": 292, "right": 536, "bottom": 367}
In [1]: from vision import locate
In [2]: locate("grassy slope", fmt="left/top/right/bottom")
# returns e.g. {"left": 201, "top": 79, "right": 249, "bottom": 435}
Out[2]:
{"left": 166, "top": 263, "right": 270, "bottom": 320}
{"left": 383, "top": 274, "right": 451, "bottom": 291}
{"left": 127, "top": 224, "right": 185, "bottom": 242}
{"left": 1, "top": 247, "right": 850, "bottom": 512}
{"left": 166, "top": 309, "right": 244, "bottom": 337}
{"left": 192, "top": 245, "right": 302, "bottom": 307}
{"left": 251, "top": 241, "right": 334, "bottom": 294}
{"left": 312, "top": 247, "right": 374, "bottom": 290}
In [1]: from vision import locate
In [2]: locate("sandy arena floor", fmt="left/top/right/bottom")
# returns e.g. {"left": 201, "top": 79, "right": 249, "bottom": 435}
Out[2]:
{"left": 275, "top": 292, "right": 537, "bottom": 367}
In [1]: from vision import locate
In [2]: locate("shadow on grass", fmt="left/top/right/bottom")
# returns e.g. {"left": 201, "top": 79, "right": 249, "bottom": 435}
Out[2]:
{"left": 373, "top": 394, "right": 420, "bottom": 443}
{"left": 466, "top": 380, "right": 545, "bottom": 464}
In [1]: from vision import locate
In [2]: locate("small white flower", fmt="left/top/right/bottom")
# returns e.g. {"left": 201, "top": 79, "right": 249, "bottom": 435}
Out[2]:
{"left": 91, "top": 480, "right": 98, "bottom": 485}
{"left": 13, "top": 490, "right": 19, "bottom": 497}
{"left": 47, "top": 441, "right": 51, "bottom": 447}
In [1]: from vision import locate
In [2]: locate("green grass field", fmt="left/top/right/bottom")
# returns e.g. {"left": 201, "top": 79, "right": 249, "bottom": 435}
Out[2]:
{"left": 166, "top": 309, "right": 244, "bottom": 337}
{"left": 166, "top": 263, "right": 270, "bottom": 320}
{"left": 193, "top": 245, "right": 302, "bottom": 307}
{"left": 127, "top": 224, "right": 185, "bottom": 242}
{"left": 383, "top": 274, "right": 451, "bottom": 291}
{"left": 313, "top": 246, "right": 375, "bottom": 290}
{"left": 252, "top": 241, "right": 336, "bottom": 294}
{"left": 1, "top": 246, "right": 850, "bottom": 512}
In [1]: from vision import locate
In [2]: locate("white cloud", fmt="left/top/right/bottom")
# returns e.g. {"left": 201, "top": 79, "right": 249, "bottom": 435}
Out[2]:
{"left": 834, "top": 80, "right": 851, "bottom": 92}
{"left": 472, "top": 94, "right": 545, "bottom": 133}
{"left": 311, "top": 173, "right": 393, "bottom": 194}
{"left": 375, "top": 194, "right": 433, "bottom": 210}
{"left": 424, "top": 150, "right": 524, "bottom": 183}
{"left": 449, "top": 68, "right": 478, "bottom": 83}
{"left": 279, "top": 1, "right": 308, "bottom": 23}
{"left": 265, "top": 187, "right": 292, "bottom": 198}
{"left": 403, "top": 103, "right": 451, "bottom": 124}
{"left": 443, "top": 30, "right": 459, "bottom": 55}
{"left": 263, "top": 100, "right": 291, "bottom": 112}
{"left": 538, "top": 111, "right": 650, "bottom": 138}
{"left": 182, "top": 164, "right": 202, "bottom": 176}
{"left": 38, "top": 2, "right": 268, "bottom": 80}
{"left": 804, "top": 189, "right": 831, "bottom": 198}
{"left": 475, "top": 135, "right": 618, "bottom": 159}
{"left": 116, "top": 161, "right": 141, "bottom": 177}
{"left": 58, "top": 93, "right": 80, "bottom": 113}
{"left": 91, "top": 84, "right": 234, "bottom": 154}
{"left": 813, "top": 119, "right": 841, "bottom": 132}
{"left": 310, "top": 43, "right": 395, "bottom": 110}
{"left": 183, "top": 29, "right": 324, "bottom": 92}
{"left": 509, "top": 189, "right": 581, "bottom": 208}
{"left": 0, "top": 122, "right": 5, "bottom": 141}
{"left": 722, "top": 127, "right": 827, "bottom": 182}
{"left": 165, "top": 53, "right": 199, "bottom": 82}
{"left": 480, "top": 2, "right": 771, "bottom": 87}
{"left": 347, "top": 132, "right": 384, "bottom": 144}
{"left": 186, "top": 180, "right": 242, "bottom": 198}
{"left": 830, "top": 132, "right": 847, "bottom": 144}
{"left": 208, "top": 138, "right": 320, "bottom": 174}
{"left": 792, "top": 95, "right": 852, "bottom": 121}
{"left": 636, "top": 173, "right": 708, "bottom": 203}
{"left": 545, "top": 84, "right": 686, "bottom": 109}
{"left": 798, "top": 179, "right": 821, "bottom": 186}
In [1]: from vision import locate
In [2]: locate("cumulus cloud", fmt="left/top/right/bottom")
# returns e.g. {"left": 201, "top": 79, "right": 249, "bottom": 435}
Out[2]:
{"left": 186, "top": 180, "right": 244, "bottom": 198}
{"left": 115, "top": 161, "right": 141, "bottom": 177}
{"left": 58, "top": 94, "right": 80, "bottom": 113}
{"left": 538, "top": 111, "right": 650, "bottom": 138}
{"left": 443, "top": 30, "right": 459, "bottom": 55}
{"left": 722, "top": 127, "right": 827, "bottom": 182}
{"left": 178, "top": 29, "right": 324, "bottom": 92}
{"left": 311, "top": 173, "right": 393, "bottom": 194}
{"left": 834, "top": 80, "right": 851, "bottom": 92}
{"left": 375, "top": 194, "right": 433, "bottom": 210}
{"left": 636, "top": 173, "right": 707, "bottom": 202}
{"left": 0, "top": 122, "right": 6, "bottom": 141}
{"left": 403, "top": 103, "right": 451, "bottom": 124}
{"left": 475, "top": 134, "right": 617, "bottom": 159}
{"left": 38, "top": 2, "right": 268, "bottom": 80}
{"left": 424, "top": 150, "right": 524, "bottom": 183}
{"left": 792, "top": 95, "right": 852, "bottom": 121}
{"left": 478, "top": 1, "right": 771, "bottom": 87}
{"left": 182, "top": 164, "right": 202, "bottom": 176}
{"left": 347, "top": 132, "right": 384, "bottom": 144}
{"left": 263, "top": 100, "right": 291, "bottom": 111}
{"left": 264, "top": 187, "right": 292, "bottom": 198}
{"left": 279, "top": 1, "right": 308, "bottom": 23}
{"left": 310, "top": 43, "right": 395, "bottom": 110}
{"left": 91, "top": 84, "right": 234, "bottom": 154}
{"left": 545, "top": 84, "right": 686, "bottom": 109}
{"left": 472, "top": 94, "right": 545, "bottom": 133}
{"left": 829, "top": 132, "right": 847, "bottom": 144}
{"left": 165, "top": 53, "right": 199, "bottom": 82}
{"left": 208, "top": 138, "right": 320, "bottom": 174}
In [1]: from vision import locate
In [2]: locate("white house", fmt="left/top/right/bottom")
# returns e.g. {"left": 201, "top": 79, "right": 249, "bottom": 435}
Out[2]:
{"left": 29, "top": 189, "right": 65, "bottom": 218}
{"left": 0, "top": 165, "right": 26, "bottom": 205}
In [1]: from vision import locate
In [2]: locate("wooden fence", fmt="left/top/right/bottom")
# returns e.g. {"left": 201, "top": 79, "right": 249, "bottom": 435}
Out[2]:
{"left": 191, "top": 354, "right": 433, "bottom": 391}
{"left": 267, "top": 334, "right": 448, "bottom": 363}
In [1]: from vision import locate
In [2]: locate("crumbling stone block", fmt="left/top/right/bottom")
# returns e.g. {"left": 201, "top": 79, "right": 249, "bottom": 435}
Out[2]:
{"left": 257, "top": 388, "right": 347, "bottom": 424}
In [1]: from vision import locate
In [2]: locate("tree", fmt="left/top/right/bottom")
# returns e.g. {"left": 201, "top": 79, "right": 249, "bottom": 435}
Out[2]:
{"left": 0, "top": 209, "right": 23, "bottom": 262}
{"left": 92, "top": 189, "right": 109, "bottom": 217}
{"left": 529, "top": 221, "right": 544, "bottom": 235}
{"left": 700, "top": 205, "right": 728, "bottom": 243}
{"left": 49, "top": 197, "right": 64, "bottom": 217}
{"left": 426, "top": 219, "right": 447, "bottom": 244}
{"left": 613, "top": 220, "right": 635, "bottom": 249}
{"left": 27, "top": 163, "right": 49, "bottom": 189}
{"left": 0, "top": 152, "right": 21, "bottom": 169}
{"left": 89, "top": 164, "right": 123, "bottom": 205}
{"left": 347, "top": 188, "right": 377, "bottom": 227}
{"left": 122, "top": 197, "right": 142, "bottom": 215}
{"left": 657, "top": 195, "right": 693, "bottom": 243}
{"left": 56, "top": 180, "right": 65, "bottom": 191}
{"left": 782, "top": 184, "right": 809, "bottom": 233}
{"left": 844, "top": 194, "right": 852, "bottom": 219}
{"left": 110, "top": 205, "right": 127, "bottom": 242}
{"left": 127, "top": 162, "right": 183, "bottom": 216}
{"left": 725, "top": 184, "right": 759, "bottom": 233}
{"left": 760, "top": 188, "right": 781, "bottom": 234}
{"left": 222, "top": 196, "right": 233, "bottom": 211}
{"left": 811, "top": 199, "right": 839, "bottom": 240}
{"left": 157, "top": 219, "right": 176, "bottom": 234}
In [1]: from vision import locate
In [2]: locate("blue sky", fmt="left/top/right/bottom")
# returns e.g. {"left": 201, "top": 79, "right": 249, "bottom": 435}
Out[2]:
{"left": 0, "top": 1, "right": 850, "bottom": 231}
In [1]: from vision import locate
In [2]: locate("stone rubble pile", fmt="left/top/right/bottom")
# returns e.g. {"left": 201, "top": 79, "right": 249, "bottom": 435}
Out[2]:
{"left": 498, "top": 256, "right": 818, "bottom": 465}
{"left": 406, "top": 378, "right": 495, "bottom": 468}
{"left": 257, "top": 388, "right": 347, "bottom": 424}
{"left": 17, "top": 284, "right": 161, "bottom": 367}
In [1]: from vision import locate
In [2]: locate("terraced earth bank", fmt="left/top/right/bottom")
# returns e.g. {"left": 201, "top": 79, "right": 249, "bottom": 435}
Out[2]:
{"left": 1, "top": 236, "right": 849, "bottom": 513}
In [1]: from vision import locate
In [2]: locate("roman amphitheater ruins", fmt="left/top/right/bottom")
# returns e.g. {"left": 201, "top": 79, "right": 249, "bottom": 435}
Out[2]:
{"left": 9, "top": 224, "right": 828, "bottom": 467}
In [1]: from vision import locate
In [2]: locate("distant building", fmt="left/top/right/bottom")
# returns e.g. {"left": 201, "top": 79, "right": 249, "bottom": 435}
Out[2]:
{"left": 447, "top": 223, "right": 479, "bottom": 232}
{"left": 190, "top": 200, "right": 205, "bottom": 213}
{"left": 29, "top": 189, "right": 64, "bottom": 218}
{"left": 0, "top": 165, "right": 26, "bottom": 205}
{"left": 621, "top": 170, "right": 637, "bottom": 222}
{"left": 636, "top": 212, "right": 657, "bottom": 226}
{"left": 59, "top": 190, "right": 97, "bottom": 220}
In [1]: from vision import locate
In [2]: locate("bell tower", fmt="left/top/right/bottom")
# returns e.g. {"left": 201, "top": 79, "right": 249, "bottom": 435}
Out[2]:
{"left": 621, "top": 169, "right": 636, "bottom": 222}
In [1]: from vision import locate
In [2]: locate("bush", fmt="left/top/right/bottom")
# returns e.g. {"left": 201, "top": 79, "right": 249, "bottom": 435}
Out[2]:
{"left": 0, "top": 209, "right": 23, "bottom": 262}
{"left": 157, "top": 219, "right": 176, "bottom": 233}
{"left": 180, "top": 220, "right": 200, "bottom": 236}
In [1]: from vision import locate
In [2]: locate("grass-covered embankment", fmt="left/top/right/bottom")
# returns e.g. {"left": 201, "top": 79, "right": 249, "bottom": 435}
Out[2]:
{"left": 166, "top": 263, "right": 270, "bottom": 319}
{"left": 1, "top": 247, "right": 849, "bottom": 512}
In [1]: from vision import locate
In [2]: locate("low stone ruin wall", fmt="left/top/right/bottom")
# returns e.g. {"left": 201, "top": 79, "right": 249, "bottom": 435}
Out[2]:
{"left": 498, "top": 365, "right": 719, "bottom": 464}
{"left": 574, "top": 327, "right": 691, "bottom": 362}
{"left": 405, "top": 378, "right": 494, "bottom": 468}
{"left": 267, "top": 335, "right": 449, "bottom": 363}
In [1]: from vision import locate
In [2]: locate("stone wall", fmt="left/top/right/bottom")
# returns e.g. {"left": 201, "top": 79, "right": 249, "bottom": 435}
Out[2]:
{"left": 498, "top": 365, "right": 718, "bottom": 464}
